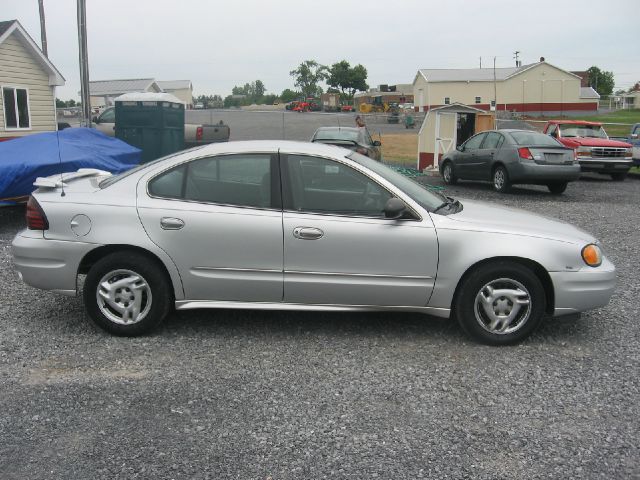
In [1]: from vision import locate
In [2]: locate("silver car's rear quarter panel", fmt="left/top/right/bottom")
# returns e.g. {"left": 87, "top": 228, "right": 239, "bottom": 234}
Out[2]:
{"left": 550, "top": 257, "right": 616, "bottom": 316}
{"left": 12, "top": 229, "right": 96, "bottom": 295}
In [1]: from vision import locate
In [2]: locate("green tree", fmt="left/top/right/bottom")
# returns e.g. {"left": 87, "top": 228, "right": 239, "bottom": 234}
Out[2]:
{"left": 327, "top": 60, "right": 369, "bottom": 97}
{"left": 280, "top": 88, "right": 299, "bottom": 103}
{"left": 587, "top": 66, "right": 615, "bottom": 96}
{"left": 290, "top": 60, "right": 328, "bottom": 99}
{"left": 254, "top": 80, "right": 266, "bottom": 98}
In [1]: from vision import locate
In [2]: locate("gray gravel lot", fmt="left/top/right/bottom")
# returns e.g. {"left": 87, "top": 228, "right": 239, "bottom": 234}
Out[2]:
{"left": 0, "top": 174, "right": 639, "bottom": 479}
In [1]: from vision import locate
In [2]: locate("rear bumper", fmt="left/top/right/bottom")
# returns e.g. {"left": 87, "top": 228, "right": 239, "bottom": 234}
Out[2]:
{"left": 550, "top": 259, "right": 616, "bottom": 317}
{"left": 578, "top": 158, "right": 633, "bottom": 173}
{"left": 11, "top": 230, "right": 97, "bottom": 296}
{"left": 509, "top": 162, "right": 581, "bottom": 183}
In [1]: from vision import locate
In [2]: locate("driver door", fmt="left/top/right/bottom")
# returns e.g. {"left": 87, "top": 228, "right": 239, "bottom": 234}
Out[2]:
{"left": 94, "top": 108, "right": 115, "bottom": 136}
{"left": 455, "top": 132, "right": 487, "bottom": 179}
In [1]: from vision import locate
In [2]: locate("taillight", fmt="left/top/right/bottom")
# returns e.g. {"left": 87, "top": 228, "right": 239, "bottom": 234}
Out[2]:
{"left": 26, "top": 196, "right": 49, "bottom": 230}
{"left": 196, "top": 126, "right": 203, "bottom": 142}
{"left": 518, "top": 147, "right": 534, "bottom": 160}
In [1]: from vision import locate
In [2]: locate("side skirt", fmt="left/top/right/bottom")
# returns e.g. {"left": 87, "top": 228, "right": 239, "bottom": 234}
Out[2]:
{"left": 175, "top": 300, "right": 451, "bottom": 318}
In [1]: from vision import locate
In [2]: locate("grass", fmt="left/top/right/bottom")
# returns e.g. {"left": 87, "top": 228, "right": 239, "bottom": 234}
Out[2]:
{"left": 380, "top": 133, "right": 418, "bottom": 165}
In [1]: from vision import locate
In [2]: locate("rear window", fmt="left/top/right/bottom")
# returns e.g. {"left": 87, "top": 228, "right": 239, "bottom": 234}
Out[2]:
{"left": 510, "top": 131, "right": 563, "bottom": 147}
{"left": 314, "top": 129, "right": 359, "bottom": 142}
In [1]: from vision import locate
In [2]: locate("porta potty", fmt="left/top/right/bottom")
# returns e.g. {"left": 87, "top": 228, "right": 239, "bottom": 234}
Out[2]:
{"left": 114, "top": 92, "right": 185, "bottom": 163}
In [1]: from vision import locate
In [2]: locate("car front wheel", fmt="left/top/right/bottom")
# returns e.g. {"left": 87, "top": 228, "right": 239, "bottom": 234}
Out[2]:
{"left": 454, "top": 261, "right": 546, "bottom": 345}
{"left": 441, "top": 161, "right": 457, "bottom": 185}
{"left": 492, "top": 166, "right": 511, "bottom": 193}
{"left": 84, "top": 251, "right": 172, "bottom": 336}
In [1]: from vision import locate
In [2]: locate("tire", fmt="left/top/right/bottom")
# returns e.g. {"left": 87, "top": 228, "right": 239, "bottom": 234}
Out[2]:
{"left": 492, "top": 165, "right": 511, "bottom": 193}
{"left": 610, "top": 172, "right": 627, "bottom": 181}
{"left": 441, "top": 161, "right": 457, "bottom": 185}
{"left": 547, "top": 181, "right": 568, "bottom": 194}
{"left": 454, "top": 261, "right": 546, "bottom": 345}
{"left": 83, "top": 251, "right": 173, "bottom": 336}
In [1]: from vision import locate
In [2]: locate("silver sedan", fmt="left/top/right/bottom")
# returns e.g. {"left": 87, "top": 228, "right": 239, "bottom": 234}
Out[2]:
{"left": 11, "top": 141, "right": 615, "bottom": 345}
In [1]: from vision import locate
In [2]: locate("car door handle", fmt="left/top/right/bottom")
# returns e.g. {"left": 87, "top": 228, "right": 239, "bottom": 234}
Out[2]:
{"left": 160, "top": 217, "right": 185, "bottom": 230}
{"left": 293, "top": 227, "right": 324, "bottom": 240}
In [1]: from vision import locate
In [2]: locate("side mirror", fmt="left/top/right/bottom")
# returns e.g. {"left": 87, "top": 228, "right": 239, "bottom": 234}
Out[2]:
{"left": 550, "top": 131, "right": 558, "bottom": 138}
{"left": 631, "top": 133, "right": 638, "bottom": 139}
{"left": 456, "top": 144, "right": 464, "bottom": 152}
{"left": 384, "top": 197, "right": 408, "bottom": 219}
{"left": 373, "top": 140, "right": 382, "bottom": 147}
{"left": 92, "top": 116, "right": 99, "bottom": 123}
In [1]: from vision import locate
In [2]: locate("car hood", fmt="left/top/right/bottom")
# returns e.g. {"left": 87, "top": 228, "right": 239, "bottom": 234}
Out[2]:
{"left": 431, "top": 199, "right": 595, "bottom": 245}
{"left": 563, "top": 137, "right": 632, "bottom": 148}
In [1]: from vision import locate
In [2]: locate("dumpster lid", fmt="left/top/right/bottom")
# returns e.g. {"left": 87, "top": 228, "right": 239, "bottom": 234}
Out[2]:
{"left": 114, "top": 92, "right": 184, "bottom": 104}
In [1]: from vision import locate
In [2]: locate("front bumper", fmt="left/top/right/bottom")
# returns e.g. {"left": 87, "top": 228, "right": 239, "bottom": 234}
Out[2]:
{"left": 11, "top": 230, "right": 98, "bottom": 296}
{"left": 578, "top": 157, "right": 633, "bottom": 173}
{"left": 550, "top": 258, "right": 616, "bottom": 317}
{"left": 508, "top": 162, "right": 581, "bottom": 183}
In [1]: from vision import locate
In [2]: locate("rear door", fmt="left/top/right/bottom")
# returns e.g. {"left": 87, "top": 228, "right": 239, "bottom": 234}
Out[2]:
{"left": 474, "top": 131, "right": 504, "bottom": 179}
{"left": 280, "top": 153, "right": 438, "bottom": 307}
{"left": 137, "top": 152, "right": 284, "bottom": 302}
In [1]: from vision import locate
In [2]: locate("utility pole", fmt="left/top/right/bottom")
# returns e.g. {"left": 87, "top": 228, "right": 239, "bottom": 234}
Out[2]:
{"left": 493, "top": 56, "right": 497, "bottom": 111}
{"left": 479, "top": 57, "right": 482, "bottom": 69}
{"left": 77, "top": 0, "right": 91, "bottom": 127}
{"left": 38, "top": 0, "right": 48, "bottom": 57}
{"left": 513, "top": 51, "right": 520, "bottom": 67}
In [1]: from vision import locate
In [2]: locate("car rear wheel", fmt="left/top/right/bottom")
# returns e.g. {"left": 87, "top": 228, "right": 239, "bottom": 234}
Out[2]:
{"left": 492, "top": 166, "right": 511, "bottom": 193}
{"left": 84, "top": 251, "right": 172, "bottom": 336}
{"left": 454, "top": 261, "right": 546, "bottom": 345}
{"left": 610, "top": 172, "right": 627, "bottom": 181}
{"left": 441, "top": 161, "right": 457, "bottom": 185}
{"left": 547, "top": 182, "right": 568, "bottom": 194}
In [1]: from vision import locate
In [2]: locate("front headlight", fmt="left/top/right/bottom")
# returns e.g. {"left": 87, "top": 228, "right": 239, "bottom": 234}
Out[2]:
{"left": 625, "top": 148, "right": 632, "bottom": 158}
{"left": 581, "top": 244, "right": 602, "bottom": 267}
{"left": 576, "top": 146, "right": 592, "bottom": 157}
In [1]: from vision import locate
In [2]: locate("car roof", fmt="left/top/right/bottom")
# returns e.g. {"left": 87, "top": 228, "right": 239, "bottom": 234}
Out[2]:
{"left": 315, "top": 126, "right": 360, "bottom": 133}
{"left": 190, "top": 139, "right": 353, "bottom": 158}
{"left": 498, "top": 129, "right": 545, "bottom": 134}
{"left": 547, "top": 120, "right": 602, "bottom": 126}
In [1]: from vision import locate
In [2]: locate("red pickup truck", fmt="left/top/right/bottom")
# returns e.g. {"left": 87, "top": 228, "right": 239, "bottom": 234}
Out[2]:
{"left": 543, "top": 120, "right": 633, "bottom": 181}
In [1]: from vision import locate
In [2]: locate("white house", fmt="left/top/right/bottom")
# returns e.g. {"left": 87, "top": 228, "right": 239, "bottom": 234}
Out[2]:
{"left": 0, "top": 19, "right": 65, "bottom": 141}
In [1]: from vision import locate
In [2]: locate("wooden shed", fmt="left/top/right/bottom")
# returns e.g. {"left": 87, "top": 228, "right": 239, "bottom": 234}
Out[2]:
{"left": 417, "top": 103, "right": 494, "bottom": 170}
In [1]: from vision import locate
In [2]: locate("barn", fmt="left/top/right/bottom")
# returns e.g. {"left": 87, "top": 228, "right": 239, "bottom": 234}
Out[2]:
{"left": 413, "top": 60, "right": 599, "bottom": 117}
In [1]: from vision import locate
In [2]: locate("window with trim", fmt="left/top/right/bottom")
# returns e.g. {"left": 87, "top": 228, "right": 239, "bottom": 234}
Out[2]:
{"left": 475, "top": 96, "right": 482, "bottom": 104}
{"left": 285, "top": 155, "right": 392, "bottom": 217}
{"left": 444, "top": 97, "right": 451, "bottom": 105}
{"left": 2, "top": 86, "right": 30, "bottom": 129}
{"left": 148, "top": 154, "right": 274, "bottom": 208}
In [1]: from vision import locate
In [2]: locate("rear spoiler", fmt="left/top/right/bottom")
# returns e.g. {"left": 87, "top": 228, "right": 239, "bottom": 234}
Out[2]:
{"left": 33, "top": 168, "right": 112, "bottom": 188}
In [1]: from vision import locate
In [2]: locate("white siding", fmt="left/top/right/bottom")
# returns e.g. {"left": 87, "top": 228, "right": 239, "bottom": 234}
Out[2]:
{"left": 0, "top": 33, "right": 56, "bottom": 138}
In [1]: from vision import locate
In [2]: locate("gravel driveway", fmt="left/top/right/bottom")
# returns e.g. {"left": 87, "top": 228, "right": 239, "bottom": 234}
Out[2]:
{"left": 0, "top": 174, "right": 638, "bottom": 479}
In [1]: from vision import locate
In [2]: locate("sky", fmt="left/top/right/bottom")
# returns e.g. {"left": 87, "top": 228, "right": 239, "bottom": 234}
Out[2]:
{"left": 3, "top": 0, "right": 639, "bottom": 100}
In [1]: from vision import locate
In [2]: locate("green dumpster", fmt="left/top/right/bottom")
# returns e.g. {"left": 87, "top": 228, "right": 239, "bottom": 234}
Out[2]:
{"left": 114, "top": 92, "right": 184, "bottom": 163}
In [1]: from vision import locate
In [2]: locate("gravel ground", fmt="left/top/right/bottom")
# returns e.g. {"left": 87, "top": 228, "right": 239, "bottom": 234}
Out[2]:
{"left": 0, "top": 174, "right": 638, "bottom": 479}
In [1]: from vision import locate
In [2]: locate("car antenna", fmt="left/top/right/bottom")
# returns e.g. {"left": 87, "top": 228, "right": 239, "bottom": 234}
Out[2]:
{"left": 56, "top": 127, "right": 65, "bottom": 197}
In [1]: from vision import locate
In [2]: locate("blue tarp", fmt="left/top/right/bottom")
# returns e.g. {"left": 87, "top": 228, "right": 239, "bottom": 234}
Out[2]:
{"left": 0, "top": 128, "right": 141, "bottom": 203}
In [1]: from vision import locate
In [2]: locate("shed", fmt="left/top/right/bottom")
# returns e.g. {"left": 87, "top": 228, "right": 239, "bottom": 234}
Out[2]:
{"left": 417, "top": 103, "right": 495, "bottom": 170}
{"left": 0, "top": 19, "right": 65, "bottom": 141}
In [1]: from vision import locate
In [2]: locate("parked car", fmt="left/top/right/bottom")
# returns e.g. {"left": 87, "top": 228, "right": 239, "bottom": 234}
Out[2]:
{"left": 92, "top": 107, "right": 230, "bottom": 147}
{"left": 311, "top": 126, "right": 382, "bottom": 161}
{"left": 622, "top": 123, "right": 640, "bottom": 166}
{"left": 543, "top": 120, "right": 633, "bottom": 181}
{"left": 12, "top": 141, "right": 615, "bottom": 345}
{"left": 341, "top": 105, "right": 355, "bottom": 112}
{"left": 440, "top": 129, "right": 581, "bottom": 194}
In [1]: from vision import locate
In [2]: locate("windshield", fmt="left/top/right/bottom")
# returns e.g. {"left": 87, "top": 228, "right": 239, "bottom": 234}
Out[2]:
{"left": 510, "top": 131, "right": 564, "bottom": 147}
{"left": 314, "top": 129, "right": 359, "bottom": 142}
{"left": 559, "top": 124, "right": 607, "bottom": 139}
{"left": 99, "top": 146, "right": 205, "bottom": 188}
{"left": 348, "top": 152, "right": 447, "bottom": 211}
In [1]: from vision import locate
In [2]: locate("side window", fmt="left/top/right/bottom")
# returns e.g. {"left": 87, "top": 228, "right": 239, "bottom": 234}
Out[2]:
{"left": 547, "top": 124, "right": 557, "bottom": 137}
{"left": 481, "top": 132, "right": 502, "bottom": 149}
{"left": 100, "top": 108, "right": 115, "bottom": 123}
{"left": 463, "top": 133, "right": 486, "bottom": 150}
{"left": 285, "top": 155, "right": 392, "bottom": 217}
{"left": 148, "top": 164, "right": 186, "bottom": 198}
{"left": 149, "top": 154, "right": 274, "bottom": 208}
